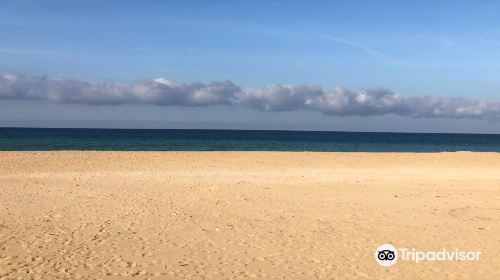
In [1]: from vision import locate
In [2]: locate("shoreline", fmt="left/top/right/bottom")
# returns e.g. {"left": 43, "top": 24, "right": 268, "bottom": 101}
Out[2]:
{"left": 4, "top": 151, "right": 495, "bottom": 153}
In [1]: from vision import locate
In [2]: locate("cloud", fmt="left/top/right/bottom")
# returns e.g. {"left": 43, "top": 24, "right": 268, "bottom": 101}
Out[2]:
{"left": 1, "top": 74, "right": 500, "bottom": 120}
{"left": 0, "top": 74, "right": 240, "bottom": 106}
{"left": 314, "top": 32, "right": 395, "bottom": 62}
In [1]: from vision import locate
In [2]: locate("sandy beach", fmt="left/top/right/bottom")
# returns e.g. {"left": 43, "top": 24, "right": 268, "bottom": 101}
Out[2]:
{"left": 0, "top": 151, "right": 499, "bottom": 279}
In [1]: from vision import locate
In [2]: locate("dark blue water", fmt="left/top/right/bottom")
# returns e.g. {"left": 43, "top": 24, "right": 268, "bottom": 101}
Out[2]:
{"left": 1, "top": 127, "right": 500, "bottom": 152}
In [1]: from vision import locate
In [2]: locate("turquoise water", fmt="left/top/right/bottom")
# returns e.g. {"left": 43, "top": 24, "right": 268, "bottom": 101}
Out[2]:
{"left": 1, "top": 127, "right": 500, "bottom": 152}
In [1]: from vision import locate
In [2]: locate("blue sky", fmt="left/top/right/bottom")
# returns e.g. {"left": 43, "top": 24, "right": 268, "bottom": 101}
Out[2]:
{"left": 2, "top": 0, "right": 500, "bottom": 132}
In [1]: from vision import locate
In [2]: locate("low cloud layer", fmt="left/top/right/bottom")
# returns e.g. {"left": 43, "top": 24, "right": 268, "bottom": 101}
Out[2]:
{"left": 1, "top": 74, "right": 500, "bottom": 119}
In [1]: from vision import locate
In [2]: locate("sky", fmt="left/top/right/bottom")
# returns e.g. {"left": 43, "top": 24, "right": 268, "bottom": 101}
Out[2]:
{"left": 2, "top": 0, "right": 500, "bottom": 133}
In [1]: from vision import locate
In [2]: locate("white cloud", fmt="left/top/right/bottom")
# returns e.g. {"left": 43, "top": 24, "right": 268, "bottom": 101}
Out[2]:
{"left": 1, "top": 74, "right": 500, "bottom": 120}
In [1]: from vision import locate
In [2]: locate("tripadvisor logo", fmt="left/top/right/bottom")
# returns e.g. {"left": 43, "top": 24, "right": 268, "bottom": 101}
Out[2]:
{"left": 375, "top": 243, "right": 481, "bottom": 267}
{"left": 375, "top": 244, "right": 397, "bottom": 267}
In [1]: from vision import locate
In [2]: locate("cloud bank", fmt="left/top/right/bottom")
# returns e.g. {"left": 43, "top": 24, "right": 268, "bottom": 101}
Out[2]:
{"left": 1, "top": 74, "right": 500, "bottom": 120}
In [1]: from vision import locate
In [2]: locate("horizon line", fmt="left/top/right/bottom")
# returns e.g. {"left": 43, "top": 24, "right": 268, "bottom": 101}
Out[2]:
{"left": 2, "top": 126, "right": 500, "bottom": 136}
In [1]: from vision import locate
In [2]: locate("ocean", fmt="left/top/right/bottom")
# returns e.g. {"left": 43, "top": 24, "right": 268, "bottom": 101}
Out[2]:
{"left": 1, "top": 127, "right": 500, "bottom": 152}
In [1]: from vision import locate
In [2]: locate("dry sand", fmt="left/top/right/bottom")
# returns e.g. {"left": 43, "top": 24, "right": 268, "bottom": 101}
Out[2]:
{"left": 0, "top": 151, "right": 499, "bottom": 279}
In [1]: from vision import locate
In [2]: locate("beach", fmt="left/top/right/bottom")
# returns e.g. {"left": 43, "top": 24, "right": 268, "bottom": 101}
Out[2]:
{"left": 0, "top": 151, "right": 499, "bottom": 279}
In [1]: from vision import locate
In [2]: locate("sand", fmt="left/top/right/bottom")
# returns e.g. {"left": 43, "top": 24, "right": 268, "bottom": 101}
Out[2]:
{"left": 0, "top": 151, "right": 499, "bottom": 279}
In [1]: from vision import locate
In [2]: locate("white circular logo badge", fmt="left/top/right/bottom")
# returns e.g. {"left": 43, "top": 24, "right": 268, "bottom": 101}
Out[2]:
{"left": 375, "top": 244, "right": 397, "bottom": 267}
